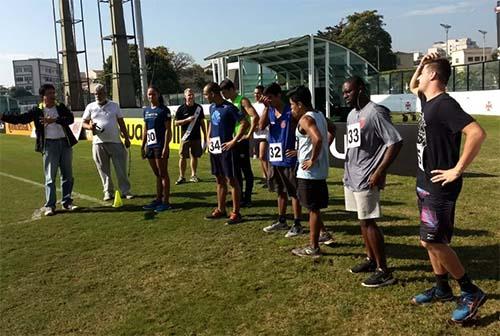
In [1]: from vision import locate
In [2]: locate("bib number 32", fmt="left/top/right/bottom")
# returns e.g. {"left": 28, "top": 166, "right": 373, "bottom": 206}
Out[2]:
{"left": 269, "top": 143, "right": 283, "bottom": 162}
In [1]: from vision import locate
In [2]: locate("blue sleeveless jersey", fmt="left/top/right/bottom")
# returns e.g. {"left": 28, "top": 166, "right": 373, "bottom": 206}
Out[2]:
{"left": 268, "top": 104, "right": 296, "bottom": 167}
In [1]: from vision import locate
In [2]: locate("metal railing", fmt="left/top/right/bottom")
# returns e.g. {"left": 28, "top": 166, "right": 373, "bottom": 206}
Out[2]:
{"left": 367, "top": 60, "right": 500, "bottom": 94}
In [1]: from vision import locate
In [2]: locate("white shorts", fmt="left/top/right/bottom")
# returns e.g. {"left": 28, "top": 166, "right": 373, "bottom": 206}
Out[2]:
{"left": 344, "top": 186, "right": 381, "bottom": 220}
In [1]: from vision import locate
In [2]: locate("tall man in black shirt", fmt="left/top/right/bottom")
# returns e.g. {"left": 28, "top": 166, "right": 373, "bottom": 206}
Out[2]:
{"left": 409, "top": 53, "right": 487, "bottom": 324}
{"left": 174, "top": 88, "right": 207, "bottom": 184}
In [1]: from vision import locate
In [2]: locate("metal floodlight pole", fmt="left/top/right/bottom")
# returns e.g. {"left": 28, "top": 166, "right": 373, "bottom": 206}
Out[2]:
{"left": 440, "top": 23, "right": 452, "bottom": 58}
{"left": 133, "top": 0, "right": 148, "bottom": 106}
{"left": 478, "top": 30, "right": 487, "bottom": 61}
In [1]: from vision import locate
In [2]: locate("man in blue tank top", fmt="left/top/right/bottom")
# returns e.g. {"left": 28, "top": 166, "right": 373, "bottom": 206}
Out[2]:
{"left": 258, "top": 83, "right": 302, "bottom": 237}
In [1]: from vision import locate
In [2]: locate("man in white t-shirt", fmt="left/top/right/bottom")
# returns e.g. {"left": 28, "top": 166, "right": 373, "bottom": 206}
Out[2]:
{"left": 252, "top": 85, "right": 269, "bottom": 185}
{"left": 82, "top": 84, "right": 133, "bottom": 201}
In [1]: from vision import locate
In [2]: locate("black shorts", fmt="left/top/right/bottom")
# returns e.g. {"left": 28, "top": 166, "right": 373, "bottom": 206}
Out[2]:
{"left": 417, "top": 187, "right": 456, "bottom": 244}
{"left": 268, "top": 165, "right": 297, "bottom": 198}
{"left": 146, "top": 147, "right": 168, "bottom": 159}
{"left": 235, "top": 139, "right": 251, "bottom": 161}
{"left": 297, "top": 178, "right": 328, "bottom": 210}
{"left": 179, "top": 139, "right": 202, "bottom": 159}
{"left": 210, "top": 150, "right": 238, "bottom": 178}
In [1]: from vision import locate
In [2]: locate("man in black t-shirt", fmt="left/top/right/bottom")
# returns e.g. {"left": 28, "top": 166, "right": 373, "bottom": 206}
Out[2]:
{"left": 174, "top": 88, "right": 207, "bottom": 184}
{"left": 409, "top": 53, "right": 487, "bottom": 324}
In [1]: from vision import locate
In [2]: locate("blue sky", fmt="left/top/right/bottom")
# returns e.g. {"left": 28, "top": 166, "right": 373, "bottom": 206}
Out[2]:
{"left": 0, "top": 0, "right": 496, "bottom": 86}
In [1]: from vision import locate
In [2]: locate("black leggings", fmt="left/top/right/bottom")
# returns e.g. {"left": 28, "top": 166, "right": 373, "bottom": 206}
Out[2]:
{"left": 235, "top": 139, "right": 254, "bottom": 202}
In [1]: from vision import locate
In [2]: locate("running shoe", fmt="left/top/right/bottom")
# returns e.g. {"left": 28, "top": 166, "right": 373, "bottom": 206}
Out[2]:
{"left": 225, "top": 212, "right": 242, "bottom": 225}
{"left": 175, "top": 177, "right": 186, "bottom": 185}
{"left": 318, "top": 231, "right": 335, "bottom": 245}
{"left": 123, "top": 193, "right": 135, "bottom": 200}
{"left": 451, "top": 290, "right": 487, "bottom": 324}
{"left": 361, "top": 268, "right": 396, "bottom": 288}
{"left": 154, "top": 203, "right": 173, "bottom": 212}
{"left": 411, "top": 287, "right": 454, "bottom": 305}
{"left": 103, "top": 193, "right": 113, "bottom": 201}
{"left": 285, "top": 225, "right": 303, "bottom": 238}
{"left": 62, "top": 203, "right": 78, "bottom": 211}
{"left": 350, "top": 258, "right": 377, "bottom": 273}
{"left": 189, "top": 176, "right": 200, "bottom": 183}
{"left": 205, "top": 208, "right": 227, "bottom": 220}
{"left": 143, "top": 199, "right": 162, "bottom": 210}
{"left": 43, "top": 206, "right": 55, "bottom": 216}
{"left": 291, "top": 246, "right": 321, "bottom": 258}
{"left": 263, "top": 221, "right": 289, "bottom": 233}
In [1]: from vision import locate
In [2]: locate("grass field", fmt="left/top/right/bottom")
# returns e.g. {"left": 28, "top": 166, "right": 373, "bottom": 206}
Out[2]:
{"left": 0, "top": 116, "right": 499, "bottom": 335}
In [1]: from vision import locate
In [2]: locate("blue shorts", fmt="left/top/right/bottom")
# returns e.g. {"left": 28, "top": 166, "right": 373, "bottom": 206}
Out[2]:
{"left": 210, "top": 150, "right": 238, "bottom": 178}
{"left": 417, "top": 187, "right": 456, "bottom": 244}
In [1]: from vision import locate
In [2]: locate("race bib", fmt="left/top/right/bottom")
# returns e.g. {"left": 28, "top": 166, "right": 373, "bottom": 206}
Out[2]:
{"left": 346, "top": 122, "right": 361, "bottom": 149}
{"left": 268, "top": 142, "right": 283, "bottom": 162}
{"left": 208, "top": 137, "right": 222, "bottom": 154}
{"left": 147, "top": 129, "right": 157, "bottom": 146}
{"left": 416, "top": 143, "right": 425, "bottom": 171}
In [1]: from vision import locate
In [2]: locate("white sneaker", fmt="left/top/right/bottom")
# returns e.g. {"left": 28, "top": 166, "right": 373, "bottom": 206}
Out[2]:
{"left": 62, "top": 203, "right": 78, "bottom": 211}
{"left": 123, "top": 193, "right": 135, "bottom": 200}
{"left": 285, "top": 225, "right": 303, "bottom": 238}
{"left": 263, "top": 221, "right": 289, "bottom": 233}
{"left": 103, "top": 193, "right": 113, "bottom": 201}
{"left": 43, "top": 207, "right": 55, "bottom": 216}
{"left": 318, "top": 231, "right": 335, "bottom": 245}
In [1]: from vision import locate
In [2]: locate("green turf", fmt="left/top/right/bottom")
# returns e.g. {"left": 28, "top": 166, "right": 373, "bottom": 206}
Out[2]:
{"left": 0, "top": 116, "right": 499, "bottom": 335}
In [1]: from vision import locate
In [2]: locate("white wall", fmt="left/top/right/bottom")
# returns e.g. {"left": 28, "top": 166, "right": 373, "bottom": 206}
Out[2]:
{"left": 371, "top": 90, "right": 500, "bottom": 116}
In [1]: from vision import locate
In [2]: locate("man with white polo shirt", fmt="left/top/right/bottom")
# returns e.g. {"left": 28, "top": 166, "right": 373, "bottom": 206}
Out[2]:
{"left": 342, "top": 76, "right": 403, "bottom": 288}
{"left": 82, "top": 84, "right": 133, "bottom": 201}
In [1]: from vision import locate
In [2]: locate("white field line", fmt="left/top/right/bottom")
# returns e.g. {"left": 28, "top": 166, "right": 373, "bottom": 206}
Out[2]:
{"left": 0, "top": 171, "right": 109, "bottom": 225}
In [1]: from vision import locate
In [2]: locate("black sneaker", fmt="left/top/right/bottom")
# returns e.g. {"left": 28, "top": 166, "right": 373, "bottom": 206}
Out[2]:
{"left": 350, "top": 258, "right": 377, "bottom": 273}
{"left": 175, "top": 177, "right": 186, "bottom": 185}
{"left": 361, "top": 268, "right": 396, "bottom": 288}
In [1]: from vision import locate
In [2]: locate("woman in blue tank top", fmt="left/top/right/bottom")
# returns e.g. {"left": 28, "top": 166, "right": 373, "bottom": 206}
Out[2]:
{"left": 141, "top": 85, "right": 172, "bottom": 212}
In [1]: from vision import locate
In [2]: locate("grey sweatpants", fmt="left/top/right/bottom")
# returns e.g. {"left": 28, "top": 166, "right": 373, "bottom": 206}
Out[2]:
{"left": 92, "top": 142, "right": 131, "bottom": 197}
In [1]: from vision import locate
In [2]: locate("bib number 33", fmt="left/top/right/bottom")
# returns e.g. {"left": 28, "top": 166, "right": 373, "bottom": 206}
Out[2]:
{"left": 347, "top": 122, "right": 361, "bottom": 149}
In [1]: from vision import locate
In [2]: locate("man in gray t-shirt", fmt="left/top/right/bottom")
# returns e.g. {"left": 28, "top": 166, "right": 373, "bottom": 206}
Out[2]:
{"left": 342, "top": 76, "right": 403, "bottom": 288}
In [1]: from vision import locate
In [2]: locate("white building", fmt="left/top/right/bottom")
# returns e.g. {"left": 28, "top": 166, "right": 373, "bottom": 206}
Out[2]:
{"left": 451, "top": 48, "right": 493, "bottom": 66}
{"left": 12, "top": 58, "right": 61, "bottom": 95}
{"left": 80, "top": 69, "right": 104, "bottom": 93}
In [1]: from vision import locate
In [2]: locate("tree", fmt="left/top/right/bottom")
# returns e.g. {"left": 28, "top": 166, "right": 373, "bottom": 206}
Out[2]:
{"left": 9, "top": 87, "right": 33, "bottom": 98}
{"left": 98, "top": 45, "right": 182, "bottom": 99}
{"left": 172, "top": 52, "right": 194, "bottom": 73}
{"left": 178, "top": 64, "right": 212, "bottom": 91}
{"left": 317, "top": 10, "right": 396, "bottom": 71}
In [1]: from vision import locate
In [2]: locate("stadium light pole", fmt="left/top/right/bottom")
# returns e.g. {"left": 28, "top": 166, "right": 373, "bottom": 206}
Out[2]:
{"left": 440, "top": 23, "right": 452, "bottom": 58}
{"left": 478, "top": 30, "right": 487, "bottom": 61}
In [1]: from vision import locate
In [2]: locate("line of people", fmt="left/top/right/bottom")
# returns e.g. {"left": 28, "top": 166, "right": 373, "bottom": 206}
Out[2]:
{"left": 0, "top": 53, "right": 488, "bottom": 324}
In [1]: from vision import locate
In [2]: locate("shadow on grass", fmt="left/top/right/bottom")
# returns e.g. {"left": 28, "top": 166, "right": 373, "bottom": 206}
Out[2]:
{"left": 463, "top": 172, "right": 498, "bottom": 178}
{"left": 473, "top": 311, "right": 500, "bottom": 328}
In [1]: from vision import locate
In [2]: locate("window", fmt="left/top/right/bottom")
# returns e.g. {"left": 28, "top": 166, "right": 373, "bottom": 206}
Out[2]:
{"left": 474, "top": 57, "right": 480, "bottom": 61}
{"left": 455, "top": 58, "right": 459, "bottom": 64}
{"left": 15, "top": 77, "right": 24, "bottom": 82}
{"left": 15, "top": 67, "right": 23, "bottom": 73}
{"left": 25, "top": 76, "right": 32, "bottom": 82}
{"left": 23, "top": 66, "right": 32, "bottom": 72}
{"left": 467, "top": 57, "right": 473, "bottom": 62}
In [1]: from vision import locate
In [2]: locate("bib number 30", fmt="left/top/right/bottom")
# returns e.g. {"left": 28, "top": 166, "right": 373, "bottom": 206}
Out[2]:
{"left": 209, "top": 137, "right": 222, "bottom": 154}
{"left": 269, "top": 143, "right": 283, "bottom": 162}
{"left": 147, "top": 129, "right": 157, "bottom": 146}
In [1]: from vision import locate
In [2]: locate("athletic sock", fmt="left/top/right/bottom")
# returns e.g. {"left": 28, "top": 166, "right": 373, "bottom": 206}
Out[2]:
{"left": 293, "top": 218, "right": 301, "bottom": 227}
{"left": 457, "top": 273, "right": 479, "bottom": 293}
{"left": 435, "top": 273, "right": 452, "bottom": 293}
{"left": 278, "top": 215, "right": 286, "bottom": 223}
